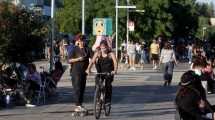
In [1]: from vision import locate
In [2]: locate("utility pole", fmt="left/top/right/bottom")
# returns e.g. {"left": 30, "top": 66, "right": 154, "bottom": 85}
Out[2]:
{"left": 50, "top": 0, "right": 55, "bottom": 72}
{"left": 115, "top": 0, "right": 119, "bottom": 59}
{"left": 115, "top": 1, "right": 136, "bottom": 60}
{"left": 82, "top": 0, "right": 85, "bottom": 35}
{"left": 126, "top": 0, "right": 130, "bottom": 51}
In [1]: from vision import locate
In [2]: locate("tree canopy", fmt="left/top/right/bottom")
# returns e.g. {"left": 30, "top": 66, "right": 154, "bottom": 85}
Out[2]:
{"left": 50, "top": 0, "right": 215, "bottom": 45}
{"left": 0, "top": 2, "right": 46, "bottom": 63}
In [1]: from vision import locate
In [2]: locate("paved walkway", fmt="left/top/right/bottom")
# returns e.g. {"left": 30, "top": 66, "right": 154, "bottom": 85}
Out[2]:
{"left": 0, "top": 62, "right": 214, "bottom": 120}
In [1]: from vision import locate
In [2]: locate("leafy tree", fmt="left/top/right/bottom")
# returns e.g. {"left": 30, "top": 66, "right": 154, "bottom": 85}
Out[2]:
{"left": 56, "top": 0, "right": 215, "bottom": 46}
{"left": 0, "top": 2, "right": 46, "bottom": 63}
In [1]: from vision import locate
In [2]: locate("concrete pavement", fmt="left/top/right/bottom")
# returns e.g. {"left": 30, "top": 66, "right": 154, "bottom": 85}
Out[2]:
{"left": 0, "top": 61, "right": 214, "bottom": 120}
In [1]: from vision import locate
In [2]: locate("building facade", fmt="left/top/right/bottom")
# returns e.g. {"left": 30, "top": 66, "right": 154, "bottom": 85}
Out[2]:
{"left": 2, "top": 0, "right": 51, "bottom": 16}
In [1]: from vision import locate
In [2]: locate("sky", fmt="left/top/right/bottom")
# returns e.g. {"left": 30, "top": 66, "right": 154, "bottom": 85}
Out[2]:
{"left": 196, "top": 0, "right": 215, "bottom": 7}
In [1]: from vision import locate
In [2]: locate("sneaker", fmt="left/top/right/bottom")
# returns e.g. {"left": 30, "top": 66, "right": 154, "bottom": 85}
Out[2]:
{"left": 129, "top": 67, "right": 135, "bottom": 71}
{"left": 132, "top": 67, "right": 136, "bottom": 71}
{"left": 74, "top": 106, "right": 82, "bottom": 112}
{"left": 25, "top": 103, "right": 36, "bottom": 108}
{"left": 74, "top": 106, "right": 87, "bottom": 112}
{"left": 80, "top": 106, "right": 87, "bottom": 112}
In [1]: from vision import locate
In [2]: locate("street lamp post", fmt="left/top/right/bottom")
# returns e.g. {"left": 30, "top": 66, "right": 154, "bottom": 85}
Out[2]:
{"left": 50, "top": 0, "right": 55, "bottom": 72}
{"left": 115, "top": 0, "right": 119, "bottom": 59}
{"left": 82, "top": 0, "right": 85, "bottom": 35}
{"left": 115, "top": 2, "right": 136, "bottom": 60}
{"left": 126, "top": 9, "right": 144, "bottom": 50}
{"left": 126, "top": 0, "right": 130, "bottom": 51}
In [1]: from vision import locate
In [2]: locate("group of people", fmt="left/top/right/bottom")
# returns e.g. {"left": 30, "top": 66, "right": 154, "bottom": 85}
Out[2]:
{"left": 0, "top": 61, "right": 64, "bottom": 108}
{"left": 120, "top": 41, "right": 149, "bottom": 70}
{"left": 120, "top": 39, "right": 177, "bottom": 86}
{"left": 68, "top": 34, "right": 117, "bottom": 112}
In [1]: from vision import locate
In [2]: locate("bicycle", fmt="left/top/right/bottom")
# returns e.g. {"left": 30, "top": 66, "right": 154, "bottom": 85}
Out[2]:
{"left": 94, "top": 72, "right": 112, "bottom": 119}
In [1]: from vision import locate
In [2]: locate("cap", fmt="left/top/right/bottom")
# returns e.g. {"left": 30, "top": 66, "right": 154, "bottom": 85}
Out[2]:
{"left": 180, "top": 70, "right": 195, "bottom": 86}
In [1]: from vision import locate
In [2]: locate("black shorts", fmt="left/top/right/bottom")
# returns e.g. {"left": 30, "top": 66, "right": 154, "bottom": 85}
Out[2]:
{"left": 151, "top": 54, "right": 159, "bottom": 60}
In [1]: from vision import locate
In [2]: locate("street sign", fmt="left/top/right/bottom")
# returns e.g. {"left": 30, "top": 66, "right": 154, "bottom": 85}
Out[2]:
{"left": 93, "top": 18, "right": 112, "bottom": 36}
{"left": 210, "top": 18, "right": 215, "bottom": 26}
{"left": 128, "top": 21, "right": 134, "bottom": 31}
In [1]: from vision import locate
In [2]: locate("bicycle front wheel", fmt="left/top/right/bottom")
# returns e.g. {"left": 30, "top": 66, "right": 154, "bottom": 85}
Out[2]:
{"left": 94, "top": 87, "right": 102, "bottom": 119}
{"left": 104, "top": 102, "right": 111, "bottom": 116}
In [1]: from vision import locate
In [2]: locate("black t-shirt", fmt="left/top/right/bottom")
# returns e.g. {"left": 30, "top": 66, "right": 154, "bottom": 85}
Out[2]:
{"left": 54, "top": 45, "right": 60, "bottom": 55}
{"left": 70, "top": 46, "right": 91, "bottom": 74}
{"left": 95, "top": 53, "right": 114, "bottom": 73}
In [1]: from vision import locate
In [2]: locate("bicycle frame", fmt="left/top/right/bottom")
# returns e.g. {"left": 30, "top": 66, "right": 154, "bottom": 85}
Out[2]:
{"left": 94, "top": 72, "right": 112, "bottom": 119}
{"left": 96, "top": 74, "right": 106, "bottom": 104}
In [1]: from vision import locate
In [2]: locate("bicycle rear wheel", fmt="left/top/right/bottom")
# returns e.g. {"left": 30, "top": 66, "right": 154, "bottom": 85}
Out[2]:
{"left": 94, "top": 87, "right": 102, "bottom": 119}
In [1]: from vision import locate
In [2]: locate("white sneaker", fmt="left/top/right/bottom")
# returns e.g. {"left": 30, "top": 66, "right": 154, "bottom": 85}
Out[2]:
{"left": 25, "top": 103, "right": 36, "bottom": 108}
{"left": 74, "top": 106, "right": 87, "bottom": 112}
{"left": 80, "top": 106, "right": 87, "bottom": 112}
{"left": 132, "top": 67, "right": 136, "bottom": 71}
{"left": 74, "top": 106, "right": 82, "bottom": 112}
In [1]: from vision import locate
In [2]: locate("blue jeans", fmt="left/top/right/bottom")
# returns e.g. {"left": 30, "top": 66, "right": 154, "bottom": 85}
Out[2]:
{"left": 140, "top": 50, "right": 148, "bottom": 64}
{"left": 188, "top": 50, "right": 192, "bottom": 62}
{"left": 162, "top": 62, "right": 174, "bottom": 83}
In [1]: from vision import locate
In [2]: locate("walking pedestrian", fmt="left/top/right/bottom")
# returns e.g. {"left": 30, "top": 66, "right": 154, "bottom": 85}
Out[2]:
{"left": 187, "top": 43, "right": 193, "bottom": 64}
{"left": 150, "top": 39, "right": 160, "bottom": 70}
{"left": 127, "top": 41, "right": 136, "bottom": 71}
{"left": 120, "top": 41, "right": 126, "bottom": 63}
{"left": 140, "top": 41, "right": 148, "bottom": 65}
{"left": 159, "top": 42, "right": 177, "bottom": 86}
{"left": 68, "top": 34, "right": 91, "bottom": 112}
{"left": 135, "top": 42, "right": 141, "bottom": 64}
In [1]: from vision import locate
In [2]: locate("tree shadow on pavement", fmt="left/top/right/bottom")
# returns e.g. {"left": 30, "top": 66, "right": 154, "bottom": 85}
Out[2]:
{"left": 47, "top": 84, "right": 178, "bottom": 106}
{"left": 112, "top": 85, "right": 178, "bottom": 104}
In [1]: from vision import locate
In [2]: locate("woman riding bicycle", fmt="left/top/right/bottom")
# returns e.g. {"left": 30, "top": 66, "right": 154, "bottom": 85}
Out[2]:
{"left": 86, "top": 40, "right": 117, "bottom": 105}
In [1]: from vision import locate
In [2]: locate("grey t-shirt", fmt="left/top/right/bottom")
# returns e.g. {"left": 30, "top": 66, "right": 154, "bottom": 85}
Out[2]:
{"left": 127, "top": 44, "right": 136, "bottom": 54}
{"left": 160, "top": 49, "right": 176, "bottom": 63}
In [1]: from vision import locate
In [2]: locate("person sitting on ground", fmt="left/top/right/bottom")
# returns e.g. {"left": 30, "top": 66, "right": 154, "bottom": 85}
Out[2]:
{"left": 1, "top": 65, "right": 36, "bottom": 107}
{"left": 51, "top": 61, "right": 64, "bottom": 85}
{"left": 25, "top": 63, "right": 41, "bottom": 100}
{"left": 175, "top": 70, "right": 215, "bottom": 120}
